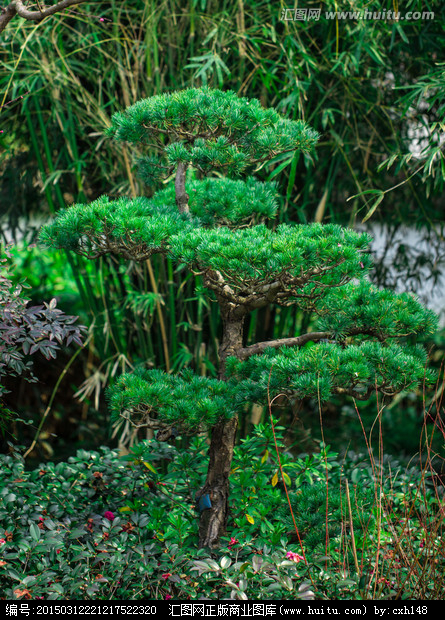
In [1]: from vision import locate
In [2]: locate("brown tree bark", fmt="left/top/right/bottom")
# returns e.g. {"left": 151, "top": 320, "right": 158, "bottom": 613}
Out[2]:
{"left": 174, "top": 162, "right": 189, "bottom": 213}
{"left": 196, "top": 300, "right": 247, "bottom": 548}
{"left": 196, "top": 415, "right": 239, "bottom": 548}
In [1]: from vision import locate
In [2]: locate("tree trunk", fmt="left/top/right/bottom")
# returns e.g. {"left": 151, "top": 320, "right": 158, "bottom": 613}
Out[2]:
{"left": 196, "top": 415, "right": 239, "bottom": 548}
{"left": 196, "top": 300, "right": 246, "bottom": 548}
{"left": 174, "top": 162, "right": 189, "bottom": 213}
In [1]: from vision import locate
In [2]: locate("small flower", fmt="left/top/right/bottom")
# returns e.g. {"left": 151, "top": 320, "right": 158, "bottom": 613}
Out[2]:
{"left": 286, "top": 551, "right": 304, "bottom": 563}
{"left": 99, "top": 17, "right": 105, "bottom": 22}
{"left": 162, "top": 573, "right": 171, "bottom": 580}
{"left": 360, "top": 262, "right": 364, "bottom": 268}
{"left": 104, "top": 511, "right": 115, "bottom": 522}
{"left": 165, "top": 594, "right": 172, "bottom": 600}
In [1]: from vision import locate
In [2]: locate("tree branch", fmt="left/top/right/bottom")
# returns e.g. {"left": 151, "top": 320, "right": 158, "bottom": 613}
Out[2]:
{"left": 332, "top": 386, "right": 375, "bottom": 401}
{"left": 0, "top": 0, "right": 88, "bottom": 34}
{"left": 237, "top": 331, "right": 331, "bottom": 360}
{"left": 236, "top": 326, "right": 383, "bottom": 360}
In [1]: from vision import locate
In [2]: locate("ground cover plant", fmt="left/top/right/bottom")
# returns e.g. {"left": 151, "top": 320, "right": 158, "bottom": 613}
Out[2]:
{"left": 39, "top": 87, "right": 438, "bottom": 550}
{"left": 0, "top": 417, "right": 443, "bottom": 600}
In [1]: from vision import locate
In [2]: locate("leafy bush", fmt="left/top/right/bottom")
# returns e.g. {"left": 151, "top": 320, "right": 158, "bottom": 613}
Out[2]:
{"left": 0, "top": 422, "right": 443, "bottom": 600}
{"left": 0, "top": 246, "right": 86, "bottom": 430}
{"left": 0, "top": 443, "right": 189, "bottom": 600}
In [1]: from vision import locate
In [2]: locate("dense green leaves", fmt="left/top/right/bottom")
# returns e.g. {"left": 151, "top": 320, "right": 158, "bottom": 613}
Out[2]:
{"left": 39, "top": 86, "right": 438, "bottom": 442}
{"left": 1, "top": 430, "right": 442, "bottom": 600}
{"left": 313, "top": 280, "right": 439, "bottom": 339}
{"left": 226, "top": 340, "right": 435, "bottom": 403}
{"left": 108, "top": 87, "right": 319, "bottom": 180}
{"left": 39, "top": 176, "right": 279, "bottom": 257}
{"left": 39, "top": 194, "right": 197, "bottom": 259}
{"left": 40, "top": 179, "right": 375, "bottom": 309}
{"left": 107, "top": 332, "right": 436, "bottom": 429}
{"left": 169, "top": 222, "right": 372, "bottom": 298}
{"left": 149, "top": 176, "right": 279, "bottom": 227}
{"left": 107, "top": 368, "right": 240, "bottom": 433}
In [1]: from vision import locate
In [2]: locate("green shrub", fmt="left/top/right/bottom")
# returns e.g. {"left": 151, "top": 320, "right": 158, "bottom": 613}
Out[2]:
{"left": 0, "top": 424, "right": 443, "bottom": 600}
{"left": 0, "top": 442, "right": 195, "bottom": 600}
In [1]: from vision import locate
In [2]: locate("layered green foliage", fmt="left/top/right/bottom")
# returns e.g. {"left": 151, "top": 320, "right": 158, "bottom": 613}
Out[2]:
{"left": 107, "top": 368, "right": 239, "bottom": 434}
{"left": 39, "top": 86, "right": 438, "bottom": 440}
{"left": 41, "top": 190, "right": 373, "bottom": 292}
{"left": 150, "top": 176, "right": 278, "bottom": 227}
{"left": 227, "top": 341, "right": 434, "bottom": 404}
{"left": 108, "top": 87, "right": 319, "bottom": 181}
{"left": 313, "top": 281, "right": 439, "bottom": 338}
{"left": 169, "top": 223, "right": 372, "bottom": 291}
{"left": 39, "top": 194, "right": 197, "bottom": 259}
{"left": 38, "top": 175, "right": 278, "bottom": 257}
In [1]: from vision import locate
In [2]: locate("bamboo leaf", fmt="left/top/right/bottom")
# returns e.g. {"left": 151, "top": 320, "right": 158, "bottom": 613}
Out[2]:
{"left": 362, "top": 192, "right": 385, "bottom": 223}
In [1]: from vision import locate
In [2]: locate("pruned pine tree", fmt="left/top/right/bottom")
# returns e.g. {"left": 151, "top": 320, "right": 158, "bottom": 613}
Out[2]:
{"left": 40, "top": 88, "right": 438, "bottom": 548}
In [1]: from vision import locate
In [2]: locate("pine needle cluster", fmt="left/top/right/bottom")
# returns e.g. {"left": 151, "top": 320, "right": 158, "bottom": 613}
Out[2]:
{"left": 107, "top": 368, "right": 241, "bottom": 436}
{"left": 107, "top": 87, "right": 319, "bottom": 181}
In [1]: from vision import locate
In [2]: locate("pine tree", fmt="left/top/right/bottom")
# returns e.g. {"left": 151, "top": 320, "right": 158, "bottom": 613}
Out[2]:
{"left": 40, "top": 87, "right": 437, "bottom": 548}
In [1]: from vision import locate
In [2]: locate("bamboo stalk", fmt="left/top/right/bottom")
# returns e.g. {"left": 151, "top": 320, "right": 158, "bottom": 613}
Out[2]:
{"left": 345, "top": 479, "right": 361, "bottom": 577}
{"left": 146, "top": 258, "right": 170, "bottom": 372}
